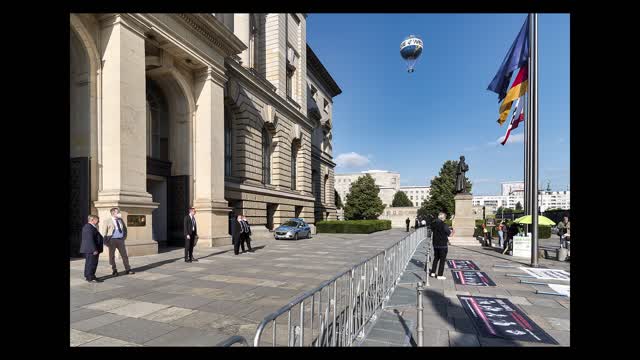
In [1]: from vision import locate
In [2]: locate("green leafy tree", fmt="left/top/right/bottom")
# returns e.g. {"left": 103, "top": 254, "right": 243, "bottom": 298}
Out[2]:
{"left": 335, "top": 190, "right": 343, "bottom": 209}
{"left": 515, "top": 201, "right": 523, "bottom": 211}
{"left": 391, "top": 191, "right": 413, "bottom": 207}
{"left": 344, "top": 174, "right": 386, "bottom": 220}
{"left": 417, "top": 160, "right": 472, "bottom": 219}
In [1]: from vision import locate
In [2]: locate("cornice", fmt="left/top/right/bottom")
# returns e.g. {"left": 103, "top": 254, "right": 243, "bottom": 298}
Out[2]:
{"left": 174, "top": 14, "right": 246, "bottom": 57}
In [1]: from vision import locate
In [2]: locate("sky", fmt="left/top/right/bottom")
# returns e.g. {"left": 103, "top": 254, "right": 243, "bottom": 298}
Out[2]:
{"left": 306, "top": 14, "right": 569, "bottom": 195}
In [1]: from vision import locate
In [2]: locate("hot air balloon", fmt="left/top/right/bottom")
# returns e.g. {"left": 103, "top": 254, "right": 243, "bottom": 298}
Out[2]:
{"left": 400, "top": 35, "right": 423, "bottom": 73}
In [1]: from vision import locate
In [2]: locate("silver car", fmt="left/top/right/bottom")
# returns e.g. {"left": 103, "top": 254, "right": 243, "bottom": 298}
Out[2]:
{"left": 274, "top": 218, "right": 311, "bottom": 240}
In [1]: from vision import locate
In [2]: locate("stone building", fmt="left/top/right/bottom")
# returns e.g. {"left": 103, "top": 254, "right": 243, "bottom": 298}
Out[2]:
{"left": 70, "top": 13, "right": 341, "bottom": 257}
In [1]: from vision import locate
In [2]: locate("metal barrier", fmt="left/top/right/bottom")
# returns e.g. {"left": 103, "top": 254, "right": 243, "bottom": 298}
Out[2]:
{"left": 217, "top": 335, "right": 249, "bottom": 347}
{"left": 253, "top": 227, "right": 428, "bottom": 347}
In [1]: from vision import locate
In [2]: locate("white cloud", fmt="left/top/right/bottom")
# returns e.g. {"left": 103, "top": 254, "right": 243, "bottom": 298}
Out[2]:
{"left": 335, "top": 152, "right": 371, "bottom": 168}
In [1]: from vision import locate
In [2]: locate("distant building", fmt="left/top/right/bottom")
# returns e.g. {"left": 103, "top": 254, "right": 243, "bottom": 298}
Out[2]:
{"left": 335, "top": 170, "right": 430, "bottom": 209}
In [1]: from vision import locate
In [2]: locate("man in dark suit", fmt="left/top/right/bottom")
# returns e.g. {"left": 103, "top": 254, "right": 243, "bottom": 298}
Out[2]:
{"left": 240, "top": 215, "right": 254, "bottom": 253}
{"left": 183, "top": 207, "right": 198, "bottom": 262}
{"left": 80, "top": 215, "right": 104, "bottom": 282}
{"left": 232, "top": 215, "right": 243, "bottom": 255}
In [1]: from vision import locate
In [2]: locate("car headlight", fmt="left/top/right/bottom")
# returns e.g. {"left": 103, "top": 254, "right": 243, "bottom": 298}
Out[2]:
{"left": 287, "top": 232, "right": 293, "bottom": 236}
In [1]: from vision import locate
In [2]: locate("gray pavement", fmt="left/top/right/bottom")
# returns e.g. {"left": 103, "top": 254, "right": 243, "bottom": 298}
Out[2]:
{"left": 70, "top": 228, "right": 412, "bottom": 346}
{"left": 358, "top": 238, "right": 570, "bottom": 347}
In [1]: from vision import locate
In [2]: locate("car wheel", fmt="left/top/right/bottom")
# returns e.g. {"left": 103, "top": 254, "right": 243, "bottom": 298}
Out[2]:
{"left": 294, "top": 232, "right": 299, "bottom": 240}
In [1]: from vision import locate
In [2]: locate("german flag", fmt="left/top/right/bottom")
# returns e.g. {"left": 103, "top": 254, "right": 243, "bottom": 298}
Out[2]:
{"left": 497, "top": 65, "right": 528, "bottom": 126}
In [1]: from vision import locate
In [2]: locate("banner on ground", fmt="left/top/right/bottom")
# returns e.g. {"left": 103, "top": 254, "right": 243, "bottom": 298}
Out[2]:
{"left": 547, "top": 284, "right": 570, "bottom": 297}
{"left": 447, "top": 259, "right": 480, "bottom": 271}
{"left": 519, "top": 267, "right": 570, "bottom": 281}
{"left": 451, "top": 270, "right": 496, "bottom": 286}
{"left": 457, "top": 295, "right": 558, "bottom": 344}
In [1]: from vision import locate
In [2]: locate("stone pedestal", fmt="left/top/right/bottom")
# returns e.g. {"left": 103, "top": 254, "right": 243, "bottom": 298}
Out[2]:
{"left": 450, "top": 193, "right": 479, "bottom": 246}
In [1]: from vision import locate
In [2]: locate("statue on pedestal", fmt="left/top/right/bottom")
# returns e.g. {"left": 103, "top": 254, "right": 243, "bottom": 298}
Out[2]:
{"left": 455, "top": 156, "right": 469, "bottom": 194}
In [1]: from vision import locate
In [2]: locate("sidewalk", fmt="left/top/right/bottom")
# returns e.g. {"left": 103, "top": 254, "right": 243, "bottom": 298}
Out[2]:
{"left": 70, "top": 229, "right": 411, "bottom": 346}
{"left": 358, "top": 240, "right": 570, "bottom": 347}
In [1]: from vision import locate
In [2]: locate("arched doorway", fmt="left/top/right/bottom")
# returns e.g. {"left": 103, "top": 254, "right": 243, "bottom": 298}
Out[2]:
{"left": 69, "top": 28, "right": 92, "bottom": 257}
{"left": 145, "top": 72, "right": 193, "bottom": 248}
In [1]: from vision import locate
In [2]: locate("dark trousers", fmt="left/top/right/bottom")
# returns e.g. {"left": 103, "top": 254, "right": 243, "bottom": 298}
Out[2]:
{"left": 233, "top": 235, "right": 242, "bottom": 255}
{"left": 240, "top": 233, "right": 252, "bottom": 252}
{"left": 84, "top": 253, "right": 99, "bottom": 280}
{"left": 430, "top": 247, "right": 448, "bottom": 276}
{"left": 406, "top": 224, "right": 410, "bottom": 232}
{"left": 185, "top": 235, "right": 196, "bottom": 260}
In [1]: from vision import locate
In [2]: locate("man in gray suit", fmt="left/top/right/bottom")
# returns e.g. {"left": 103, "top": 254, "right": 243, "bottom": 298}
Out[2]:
{"left": 80, "top": 215, "right": 104, "bottom": 282}
{"left": 103, "top": 207, "right": 135, "bottom": 276}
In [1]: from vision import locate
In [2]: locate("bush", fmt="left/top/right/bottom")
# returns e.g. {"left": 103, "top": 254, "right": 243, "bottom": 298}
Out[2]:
{"left": 316, "top": 220, "right": 392, "bottom": 234}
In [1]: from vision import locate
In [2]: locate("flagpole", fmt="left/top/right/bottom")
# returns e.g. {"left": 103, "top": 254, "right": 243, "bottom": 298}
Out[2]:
{"left": 530, "top": 13, "right": 539, "bottom": 267}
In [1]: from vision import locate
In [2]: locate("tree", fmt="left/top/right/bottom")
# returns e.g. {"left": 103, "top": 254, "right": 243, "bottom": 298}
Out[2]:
{"left": 515, "top": 201, "right": 523, "bottom": 210}
{"left": 418, "top": 160, "right": 472, "bottom": 219}
{"left": 391, "top": 191, "right": 413, "bottom": 207}
{"left": 343, "top": 174, "right": 386, "bottom": 220}
{"left": 335, "top": 190, "right": 343, "bottom": 209}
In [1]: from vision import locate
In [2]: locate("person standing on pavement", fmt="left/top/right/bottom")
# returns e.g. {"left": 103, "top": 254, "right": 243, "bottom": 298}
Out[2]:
{"left": 240, "top": 215, "right": 254, "bottom": 253}
{"left": 232, "top": 215, "right": 244, "bottom": 255}
{"left": 405, "top": 217, "right": 410, "bottom": 232}
{"left": 183, "top": 207, "right": 198, "bottom": 262}
{"left": 415, "top": 217, "right": 420, "bottom": 229}
{"left": 103, "top": 207, "right": 134, "bottom": 276}
{"left": 430, "top": 212, "right": 453, "bottom": 280}
{"left": 80, "top": 215, "right": 104, "bottom": 283}
{"left": 497, "top": 221, "right": 505, "bottom": 248}
{"left": 557, "top": 216, "right": 569, "bottom": 249}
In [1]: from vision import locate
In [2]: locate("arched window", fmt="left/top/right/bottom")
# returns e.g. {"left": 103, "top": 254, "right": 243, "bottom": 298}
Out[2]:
{"left": 224, "top": 107, "right": 232, "bottom": 177}
{"left": 146, "top": 80, "right": 169, "bottom": 161}
{"left": 262, "top": 127, "right": 272, "bottom": 185}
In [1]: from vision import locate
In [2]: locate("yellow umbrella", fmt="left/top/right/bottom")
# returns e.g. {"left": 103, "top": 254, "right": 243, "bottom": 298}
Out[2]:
{"left": 513, "top": 215, "right": 556, "bottom": 226}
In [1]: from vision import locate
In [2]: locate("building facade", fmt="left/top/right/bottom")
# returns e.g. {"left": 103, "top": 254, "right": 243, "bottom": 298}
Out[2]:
{"left": 473, "top": 190, "right": 570, "bottom": 214}
{"left": 335, "top": 170, "right": 400, "bottom": 207}
{"left": 501, "top": 181, "right": 525, "bottom": 196}
{"left": 397, "top": 186, "right": 430, "bottom": 208}
{"left": 69, "top": 13, "right": 341, "bottom": 257}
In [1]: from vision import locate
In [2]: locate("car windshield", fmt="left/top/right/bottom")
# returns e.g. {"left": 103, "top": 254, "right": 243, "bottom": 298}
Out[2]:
{"left": 282, "top": 221, "right": 299, "bottom": 227}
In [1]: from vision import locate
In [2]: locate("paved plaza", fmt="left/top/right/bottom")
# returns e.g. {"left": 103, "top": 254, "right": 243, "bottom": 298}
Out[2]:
{"left": 70, "top": 229, "right": 411, "bottom": 346}
{"left": 70, "top": 229, "right": 569, "bottom": 347}
{"left": 359, "top": 237, "right": 570, "bottom": 347}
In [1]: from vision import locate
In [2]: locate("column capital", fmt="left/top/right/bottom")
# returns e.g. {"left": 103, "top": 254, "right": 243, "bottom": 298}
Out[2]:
{"left": 98, "top": 13, "right": 149, "bottom": 39}
{"left": 195, "top": 66, "right": 227, "bottom": 87}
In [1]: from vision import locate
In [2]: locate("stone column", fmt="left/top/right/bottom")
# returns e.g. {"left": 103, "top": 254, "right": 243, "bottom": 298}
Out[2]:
{"left": 94, "top": 14, "right": 159, "bottom": 256}
{"left": 193, "top": 67, "right": 232, "bottom": 247}
{"left": 233, "top": 14, "right": 250, "bottom": 67}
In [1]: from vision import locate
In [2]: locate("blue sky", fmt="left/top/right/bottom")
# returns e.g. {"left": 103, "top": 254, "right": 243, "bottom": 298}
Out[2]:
{"left": 306, "top": 14, "right": 569, "bottom": 195}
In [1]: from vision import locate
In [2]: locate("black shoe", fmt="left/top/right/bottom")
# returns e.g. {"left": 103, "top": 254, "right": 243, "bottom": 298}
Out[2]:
{"left": 190, "top": 258, "right": 198, "bottom": 262}
{"left": 112, "top": 270, "right": 119, "bottom": 276}
{"left": 126, "top": 270, "right": 135, "bottom": 275}
{"left": 248, "top": 249, "right": 254, "bottom": 252}
{"left": 185, "top": 259, "right": 192, "bottom": 263}
{"left": 88, "top": 277, "right": 103, "bottom": 283}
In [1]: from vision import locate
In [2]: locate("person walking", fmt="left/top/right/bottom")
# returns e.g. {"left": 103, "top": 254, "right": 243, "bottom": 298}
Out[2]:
{"left": 103, "top": 207, "right": 134, "bottom": 276}
{"left": 80, "top": 215, "right": 104, "bottom": 283}
{"left": 430, "top": 212, "right": 453, "bottom": 280}
{"left": 183, "top": 207, "right": 198, "bottom": 262}
{"left": 405, "top": 217, "right": 410, "bottom": 232}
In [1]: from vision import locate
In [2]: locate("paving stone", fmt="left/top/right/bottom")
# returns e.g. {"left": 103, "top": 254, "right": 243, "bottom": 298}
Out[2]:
{"left": 156, "top": 295, "right": 214, "bottom": 309}
{"left": 545, "top": 329, "right": 570, "bottom": 346}
{"left": 107, "top": 301, "right": 171, "bottom": 318}
{"left": 546, "top": 317, "right": 570, "bottom": 331}
{"left": 170, "top": 310, "right": 228, "bottom": 330}
{"left": 80, "top": 336, "right": 141, "bottom": 347}
{"left": 143, "top": 327, "right": 229, "bottom": 346}
{"left": 83, "top": 298, "right": 136, "bottom": 312}
{"left": 71, "top": 313, "right": 128, "bottom": 332}
{"left": 133, "top": 291, "right": 181, "bottom": 303}
{"left": 91, "top": 317, "right": 178, "bottom": 344}
{"left": 527, "top": 297, "right": 566, "bottom": 309}
{"left": 70, "top": 329, "right": 103, "bottom": 347}
{"left": 70, "top": 308, "right": 108, "bottom": 323}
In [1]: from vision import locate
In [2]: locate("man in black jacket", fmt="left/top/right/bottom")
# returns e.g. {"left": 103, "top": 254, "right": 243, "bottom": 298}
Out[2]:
{"left": 184, "top": 207, "right": 198, "bottom": 262}
{"left": 232, "top": 215, "right": 244, "bottom": 255}
{"left": 240, "top": 215, "right": 254, "bottom": 252}
{"left": 429, "top": 212, "right": 453, "bottom": 280}
{"left": 80, "top": 215, "right": 104, "bottom": 282}
{"left": 405, "top": 217, "right": 411, "bottom": 232}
